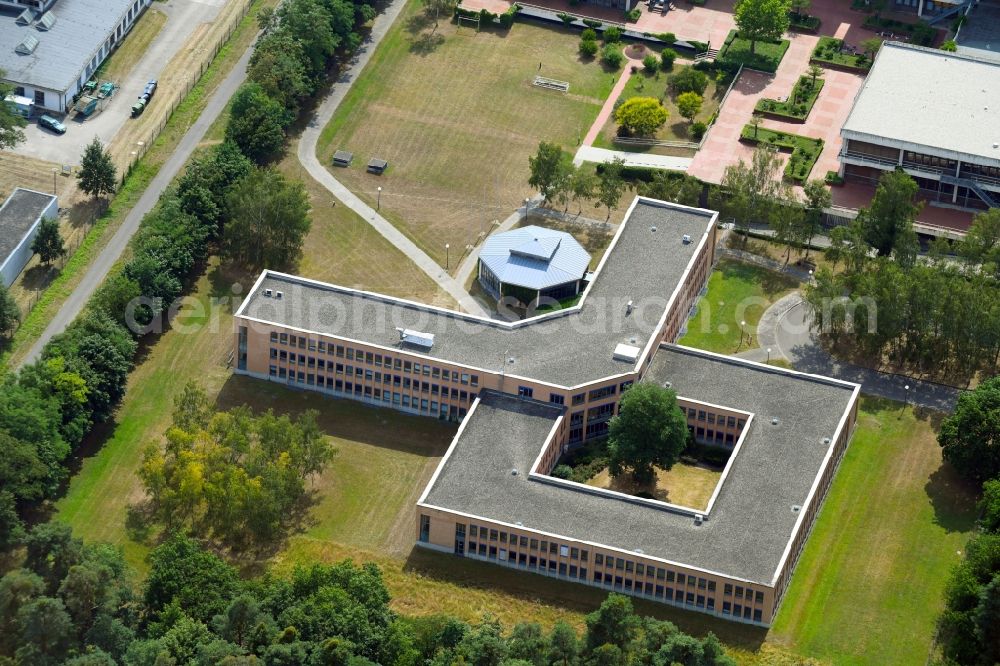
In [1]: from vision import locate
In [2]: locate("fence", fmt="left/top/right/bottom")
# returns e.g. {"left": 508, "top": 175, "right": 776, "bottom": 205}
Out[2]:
{"left": 112, "top": 0, "right": 254, "bottom": 176}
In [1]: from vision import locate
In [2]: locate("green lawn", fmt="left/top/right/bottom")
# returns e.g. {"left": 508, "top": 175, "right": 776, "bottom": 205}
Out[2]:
{"left": 677, "top": 259, "right": 797, "bottom": 353}
{"left": 719, "top": 31, "right": 790, "bottom": 73}
{"left": 768, "top": 398, "right": 978, "bottom": 664}
{"left": 316, "top": 0, "right": 615, "bottom": 270}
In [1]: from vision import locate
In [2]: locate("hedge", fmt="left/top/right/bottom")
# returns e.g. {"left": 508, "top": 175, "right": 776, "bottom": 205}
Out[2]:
{"left": 810, "top": 36, "right": 871, "bottom": 72}
{"left": 754, "top": 74, "right": 825, "bottom": 121}
{"left": 740, "top": 125, "right": 824, "bottom": 184}
{"left": 787, "top": 12, "right": 821, "bottom": 32}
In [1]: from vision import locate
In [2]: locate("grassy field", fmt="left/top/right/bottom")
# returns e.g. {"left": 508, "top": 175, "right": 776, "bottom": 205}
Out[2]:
{"left": 678, "top": 259, "right": 798, "bottom": 353}
{"left": 586, "top": 463, "right": 722, "bottom": 511}
{"left": 99, "top": 7, "right": 168, "bottom": 83}
{"left": 768, "top": 398, "right": 977, "bottom": 664}
{"left": 592, "top": 64, "right": 726, "bottom": 151}
{"left": 316, "top": 2, "right": 617, "bottom": 269}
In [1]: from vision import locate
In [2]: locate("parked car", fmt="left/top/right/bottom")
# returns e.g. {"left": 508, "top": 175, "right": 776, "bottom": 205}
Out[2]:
{"left": 38, "top": 114, "right": 66, "bottom": 134}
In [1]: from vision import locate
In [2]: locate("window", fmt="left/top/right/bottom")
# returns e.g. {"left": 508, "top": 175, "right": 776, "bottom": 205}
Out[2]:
{"left": 588, "top": 385, "right": 616, "bottom": 401}
{"left": 34, "top": 90, "right": 45, "bottom": 105}
{"left": 724, "top": 584, "right": 733, "bottom": 596}
{"left": 549, "top": 394, "right": 565, "bottom": 405}
{"left": 572, "top": 393, "right": 585, "bottom": 406}
{"left": 594, "top": 553, "right": 603, "bottom": 566}
{"left": 560, "top": 545, "right": 569, "bottom": 557}
{"left": 518, "top": 386, "right": 534, "bottom": 398}
{"left": 753, "top": 609, "right": 762, "bottom": 622}
{"left": 755, "top": 591, "right": 764, "bottom": 604}
{"left": 419, "top": 515, "right": 430, "bottom": 542}
{"left": 570, "top": 547, "right": 579, "bottom": 560}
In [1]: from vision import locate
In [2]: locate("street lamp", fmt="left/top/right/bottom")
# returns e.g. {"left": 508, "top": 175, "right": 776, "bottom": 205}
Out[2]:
{"left": 741, "top": 319, "right": 747, "bottom": 346}
{"left": 903, "top": 384, "right": 910, "bottom": 407}
{"left": 445, "top": 243, "right": 450, "bottom": 271}
{"left": 51, "top": 167, "right": 57, "bottom": 195}
{"left": 524, "top": 198, "right": 530, "bottom": 219}
{"left": 377, "top": 186, "right": 382, "bottom": 210}
{"left": 766, "top": 347, "right": 772, "bottom": 364}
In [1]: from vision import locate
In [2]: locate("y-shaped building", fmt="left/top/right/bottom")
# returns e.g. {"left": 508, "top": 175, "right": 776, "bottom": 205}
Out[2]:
{"left": 233, "top": 197, "right": 859, "bottom": 626}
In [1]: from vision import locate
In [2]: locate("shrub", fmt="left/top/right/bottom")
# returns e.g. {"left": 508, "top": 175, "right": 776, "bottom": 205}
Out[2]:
{"left": 604, "top": 26, "right": 622, "bottom": 42}
{"left": 824, "top": 170, "right": 844, "bottom": 185}
{"left": 668, "top": 67, "right": 708, "bottom": 95}
{"left": 583, "top": 18, "right": 602, "bottom": 28}
{"left": 557, "top": 11, "right": 575, "bottom": 24}
{"left": 602, "top": 43, "right": 625, "bottom": 68}
{"left": 626, "top": 7, "right": 641, "bottom": 21}
{"left": 941, "top": 39, "right": 957, "bottom": 52}
{"left": 642, "top": 54, "right": 659, "bottom": 72}
{"left": 551, "top": 464, "right": 574, "bottom": 480}
{"left": 581, "top": 27, "right": 597, "bottom": 40}
{"left": 691, "top": 121, "right": 708, "bottom": 140}
{"left": 652, "top": 31, "right": 676, "bottom": 44}
{"left": 660, "top": 48, "right": 676, "bottom": 70}
{"left": 615, "top": 96, "right": 668, "bottom": 136}
{"left": 579, "top": 38, "right": 599, "bottom": 57}
{"left": 498, "top": 7, "right": 516, "bottom": 28}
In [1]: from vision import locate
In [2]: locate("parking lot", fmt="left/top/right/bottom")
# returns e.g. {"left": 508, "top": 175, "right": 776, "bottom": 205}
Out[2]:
{"left": 14, "top": 0, "right": 226, "bottom": 167}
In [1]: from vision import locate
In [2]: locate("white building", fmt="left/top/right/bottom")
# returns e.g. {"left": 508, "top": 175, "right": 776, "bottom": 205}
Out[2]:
{"left": 839, "top": 42, "right": 1000, "bottom": 218}
{"left": 0, "top": 188, "right": 58, "bottom": 288}
{"left": 0, "top": 0, "right": 152, "bottom": 113}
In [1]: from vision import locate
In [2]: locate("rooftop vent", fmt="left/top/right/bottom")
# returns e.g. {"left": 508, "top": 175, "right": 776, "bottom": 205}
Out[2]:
{"left": 516, "top": 521, "right": 523, "bottom": 527}
{"left": 15, "top": 35, "right": 39, "bottom": 55}
{"left": 694, "top": 514, "right": 703, "bottom": 526}
{"left": 508, "top": 356, "right": 515, "bottom": 364}
{"left": 613, "top": 343, "right": 641, "bottom": 363}
{"left": 15, "top": 8, "right": 34, "bottom": 25}
{"left": 626, "top": 300, "right": 633, "bottom": 315}
{"left": 263, "top": 289, "right": 273, "bottom": 298}
{"left": 511, "top": 468, "right": 519, "bottom": 476}
{"left": 791, "top": 505, "right": 801, "bottom": 514}
{"left": 629, "top": 336, "right": 637, "bottom": 344}
{"left": 634, "top": 548, "right": 644, "bottom": 554}
{"left": 36, "top": 11, "right": 56, "bottom": 30}
{"left": 650, "top": 225, "right": 657, "bottom": 233}
{"left": 274, "top": 291, "right": 283, "bottom": 300}
{"left": 398, "top": 328, "right": 435, "bottom": 349}
{"left": 663, "top": 381, "right": 672, "bottom": 389}
{"left": 682, "top": 234, "right": 692, "bottom": 244}
{"left": 823, "top": 437, "right": 831, "bottom": 445}
{"left": 771, "top": 417, "right": 779, "bottom": 425}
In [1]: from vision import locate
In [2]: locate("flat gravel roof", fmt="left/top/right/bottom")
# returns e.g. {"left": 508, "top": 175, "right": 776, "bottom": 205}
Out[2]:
{"left": 0, "top": 188, "right": 55, "bottom": 261}
{"left": 420, "top": 347, "right": 858, "bottom": 584}
{"left": 238, "top": 199, "right": 716, "bottom": 387}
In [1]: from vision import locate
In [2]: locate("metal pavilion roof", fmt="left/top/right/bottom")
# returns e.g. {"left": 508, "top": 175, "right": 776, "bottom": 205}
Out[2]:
{"left": 479, "top": 225, "right": 591, "bottom": 291}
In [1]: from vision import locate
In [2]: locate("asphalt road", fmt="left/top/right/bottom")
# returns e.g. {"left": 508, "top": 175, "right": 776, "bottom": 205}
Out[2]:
{"left": 19, "top": 38, "right": 256, "bottom": 369}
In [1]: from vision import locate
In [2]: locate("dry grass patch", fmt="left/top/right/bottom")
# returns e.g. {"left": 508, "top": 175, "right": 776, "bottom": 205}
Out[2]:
{"left": 585, "top": 462, "right": 722, "bottom": 511}
{"left": 317, "top": 2, "right": 617, "bottom": 270}
{"left": 99, "top": 8, "right": 168, "bottom": 83}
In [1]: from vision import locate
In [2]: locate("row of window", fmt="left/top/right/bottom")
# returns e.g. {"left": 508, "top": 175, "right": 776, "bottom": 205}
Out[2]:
{"left": 465, "top": 525, "right": 765, "bottom": 607}
{"left": 688, "top": 408, "right": 744, "bottom": 430}
{"left": 269, "top": 331, "right": 479, "bottom": 386}
{"left": 471, "top": 545, "right": 764, "bottom": 623}
{"left": 268, "top": 363, "right": 476, "bottom": 403}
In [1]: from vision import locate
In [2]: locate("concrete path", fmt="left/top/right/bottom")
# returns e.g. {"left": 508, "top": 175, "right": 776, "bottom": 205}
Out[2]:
{"left": 735, "top": 291, "right": 961, "bottom": 411}
{"left": 20, "top": 33, "right": 258, "bottom": 368}
{"left": 296, "top": 0, "right": 487, "bottom": 317}
{"left": 573, "top": 145, "right": 693, "bottom": 170}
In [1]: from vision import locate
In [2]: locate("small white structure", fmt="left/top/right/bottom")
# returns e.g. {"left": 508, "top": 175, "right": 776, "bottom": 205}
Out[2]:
{"left": 0, "top": 188, "right": 58, "bottom": 287}
{"left": 477, "top": 225, "right": 591, "bottom": 306}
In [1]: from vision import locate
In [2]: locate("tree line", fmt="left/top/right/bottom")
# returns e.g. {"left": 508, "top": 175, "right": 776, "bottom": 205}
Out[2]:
{"left": 936, "top": 377, "right": 1000, "bottom": 665}
{"left": 804, "top": 171, "right": 1000, "bottom": 381}
{"left": 1, "top": 0, "right": 376, "bottom": 553}
{"left": 0, "top": 525, "right": 738, "bottom": 666}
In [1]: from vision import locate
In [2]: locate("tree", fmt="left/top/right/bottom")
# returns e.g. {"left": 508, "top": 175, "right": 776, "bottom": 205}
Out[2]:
{"left": 675, "top": 91, "right": 703, "bottom": 123}
{"left": 807, "top": 63, "right": 823, "bottom": 88}
{"left": 801, "top": 179, "right": 831, "bottom": 258}
{"left": 16, "top": 596, "right": 75, "bottom": 665}
{"left": 733, "top": 0, "right": 790, "bottom": 54}
{"left": 770, "top": 188, "right": 805, "bottom": 265}
{"left": 584, "top": 594, "right": 638, "bottom": 652}
{"left": 660, "top": 48, "right": 676, "bottom": 71}
{"left": 569, "top": 168, "right": 598, "bottom": 214}
{"left": 711, "top": 143, "right": 782, "bottom": 240}
{"left": 668, "top": 67, "right": 708, "bottom": 95}
{"left": 424, "top": 0, "right": 456, "bottom": 25}
{"left": 0, "top": 492, "right": 24, "bottom": 552}
{"left": 596, "top": 157, "right": 626, "bottom": 221}
{"left": 980, "top": 478, "right": 1000, "bottom": 534}
{"left": 223, "top": 167, "right": 311, "bottom": 270}
{"left": 748, "top": 114, "right": 762, "bottom": 139}
{"left": 860, "top": 36, "right": 883, "bottom": 59}
{"left": 225, "top": 83, "right": 289, "bottom": 164}
{"left": 602, "top": 44, "right": 624, "bottom": 69}
{"left": 0, "top": 283, "right": 19, "bottom": 338}
{"left": 0, "top": 74, "right": 27, "bottom": 150}
{"left": 939, "top": 376, "right": 1000, "bottom": 482}
{"left": 31, "top": 217, "right": 66, "bottom": 267}
{"left": 857, "top": 170, "right": 921, "bottom": 260}
{"left": 606, "top": 383, "right": 688, "bottom": 484}
{"left": 614, "top": 97, "right": 668, "bottom": 137}
{"left": 963, "top": 208, "right": 1000, "bottom": 278}
{"left": 528, "top": 142, "right": 572, "bottom": 204}
{"left": 145, "top": 536, "right": 241, "bottom": 624}
{"left": 247, "top": 32, "right": 312, "bottom": 116}
{"left": 77, "top": 138, "right": 116, "bottom": 200}
{"left": 580, "top": 39, "right": 599, "bottom": 57}
{"left": 547, "top": 622, "right": 578, "bottom": 666}
{"left": 642, "top": 54, "right": 659, "bottom": 73}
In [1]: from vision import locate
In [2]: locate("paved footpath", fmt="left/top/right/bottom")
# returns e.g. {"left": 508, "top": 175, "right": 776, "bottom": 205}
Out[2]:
{"left": 297, "top": 0, "right": 487, "bottom": 317}
{"left": 573, "top": 145, "right": 693, "bottom": 170}
{"left": 21, "top": 39, "right": 259, "bottom": 369}
{"left": 735, "top": 291, "right": 961, "bottom": 411}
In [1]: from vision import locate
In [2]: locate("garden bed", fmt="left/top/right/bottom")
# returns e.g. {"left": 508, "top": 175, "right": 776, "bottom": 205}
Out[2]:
{"left": 863, "top": 15, "right": 936, "bottom": 45}
{"left": 787, "top": 12, "right": 821, "bottom": 32}
{"left": 754, "top": 74, "right": 825, "bottom": 121}
{"left": 810, "top": 36, "right": 871, "bottom": 73}
{"left": 740, "top": 125, "right": 824, "bottom": 184}
{"left": 718, "top": 30, "right": 790, "bottom": 73}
